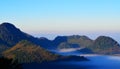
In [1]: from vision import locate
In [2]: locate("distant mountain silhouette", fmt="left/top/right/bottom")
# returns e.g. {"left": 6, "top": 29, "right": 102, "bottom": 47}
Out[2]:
{"left": 57, "top": 35, "right": 93, "bottom": 50}
{"left": 38, "top": 36, "right": 67, "bottom": 49}
{"left": 0, "top": 22, "right": 120, "bottom": 55}
{"left": 67, "top": 35, "right": 93, "bottom": 47}
{"left": 38, "top": 37, "right": 54, "bottom": 49}
{"left": 55, "top": 35, "right": 120, "bottom": 54}
{"left": 58, "top": 42, "right": 80, "bottom": 49}
{"left": 53, "top": 36, "right": 67, "bottom": 46}
{"left": 90, "top": 36, "right": 120, "bottom": 54}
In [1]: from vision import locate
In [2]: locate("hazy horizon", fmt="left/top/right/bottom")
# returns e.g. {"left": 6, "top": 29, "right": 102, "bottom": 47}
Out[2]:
{"left": 0, "top": 0, "right": 120, "bottom": 42}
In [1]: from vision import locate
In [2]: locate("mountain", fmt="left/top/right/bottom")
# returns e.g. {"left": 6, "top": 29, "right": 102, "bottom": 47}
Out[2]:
{"left": 58, "top": 42, "right": 80, "bottom": 49}
{"left": 0, "top": 22, "right": 120, "bottom": 55}
{"left": 3, "top": 40, "right": 88, "bottom": 63}
{"left": 56, "top": 35, "right": 120, "bottom": 54}
{"left": 38, "top": 36, "right": 68, "bottom": 50}
{"left": 90, "top": 36, "right": 120, "bottom": 54}
{"left": 67, "top": 35, "right": 93, "bottom": 47}
{"left": 0, "top": 23, "right": 38, "bottom": 46}
{"left": 0, "top": 22, "right": 88, "bottom": 64}
{"left": 3, "top": 40, "right": 59, "bottom": 63}
{"left": 0, "top": 23, "right": 30, "bottom": 47}
{"left": 0, "top": 22, "right": 41, "bottom": 54}
{"left": 57, "top": 35, "right": 93, "bottom": 49}
{"left": 53, "top": 36, "right": 67, "bottom": 46}
{"left": 0, "top": 22, "right": 54, "bottom": 51}
{"left": 38, "top": 37, "right": 54, "bottom": 49}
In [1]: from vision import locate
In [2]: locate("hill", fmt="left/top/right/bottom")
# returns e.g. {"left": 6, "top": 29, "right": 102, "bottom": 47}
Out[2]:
{"left": 3, "top": 40, "right": 58, "bottom": 63}
{"left": 0, "top": 22, "right": 54, "bottom": 52}
{"left": 0, "top": 23, "right": 32, "bottom": 47}
{"left": 0, "top": 22, "right": 120, "bottom": 55}
{"left": 56, "top": 35, "right": 120, "bottom": 54}
{"left": 90, "top": 36, "right": 120, "bottom": 54}
{"left": 56, "top": 35, "right": 93, "bottom": 49}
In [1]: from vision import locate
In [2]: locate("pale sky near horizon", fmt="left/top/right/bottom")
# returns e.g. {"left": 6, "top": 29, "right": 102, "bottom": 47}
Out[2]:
{"left": 0, "top": 0, "right": 120, "bottom": 41}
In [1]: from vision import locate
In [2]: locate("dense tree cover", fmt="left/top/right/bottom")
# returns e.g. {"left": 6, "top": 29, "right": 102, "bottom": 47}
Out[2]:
{"left": 3, "top": 40, "right": 59, "bottom": 63}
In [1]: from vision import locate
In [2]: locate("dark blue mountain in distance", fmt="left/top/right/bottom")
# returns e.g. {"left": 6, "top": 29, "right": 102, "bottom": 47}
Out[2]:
{"left": 0, "top": 22, "right": 120, "bottom": 55}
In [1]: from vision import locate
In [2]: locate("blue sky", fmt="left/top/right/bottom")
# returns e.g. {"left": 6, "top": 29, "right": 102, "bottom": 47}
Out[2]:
{"left": 0, "top": 0, "right": 120, "bottom": 41}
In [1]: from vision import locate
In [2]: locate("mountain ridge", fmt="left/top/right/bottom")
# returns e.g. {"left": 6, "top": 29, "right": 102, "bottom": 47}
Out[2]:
{"left": 0, "top": 22, "right": 120, "bottom": 55}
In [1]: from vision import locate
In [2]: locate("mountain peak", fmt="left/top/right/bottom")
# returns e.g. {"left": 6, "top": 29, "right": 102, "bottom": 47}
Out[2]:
{"left": 0, "top": 22, "right": 47, "bottom": 49}
{"left": 0, "top": 22, "right": 26, "bottom": 47}
{"left": 0, "top": 22, "right": 22, "bottom": 36}
{"left": 0, "top": 22, "right": 17, "bottom": 30}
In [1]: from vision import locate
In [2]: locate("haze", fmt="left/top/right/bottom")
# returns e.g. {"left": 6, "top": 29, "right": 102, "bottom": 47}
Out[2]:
{"left": 0, "top": 0, "right": 120, "bottom": 41}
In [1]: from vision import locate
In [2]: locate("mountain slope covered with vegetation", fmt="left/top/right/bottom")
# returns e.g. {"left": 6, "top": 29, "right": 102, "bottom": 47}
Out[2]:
{"left": 0, "top": 22, "right": 120, "bottom": 56}
{"left": 3, "top": 40, "right": 59, "bottom": 63}
{"left": 90, "top": 36, "right": 120, "bottom": 54}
